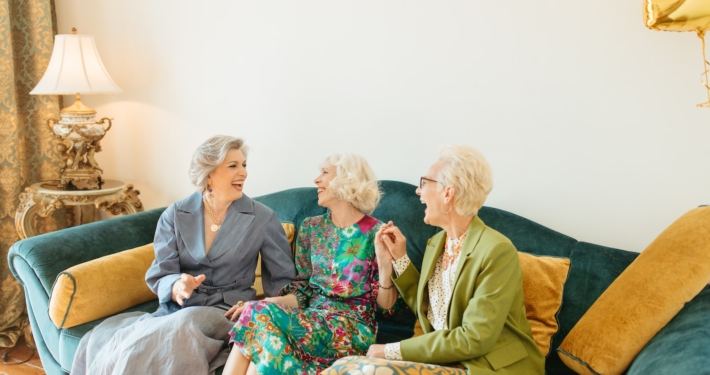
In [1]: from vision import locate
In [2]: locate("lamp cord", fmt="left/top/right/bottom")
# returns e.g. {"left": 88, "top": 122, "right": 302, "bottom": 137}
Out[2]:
{"left": 1, "top": 341, "right": 35, "bottom": 366}
{"left": 697, "top": 30, "right": 710, "bottom": 107}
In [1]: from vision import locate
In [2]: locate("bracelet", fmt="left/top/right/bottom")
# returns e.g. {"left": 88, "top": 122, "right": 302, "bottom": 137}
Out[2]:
{"left": 378, "top": 282, "right": 394, "bottom": 290}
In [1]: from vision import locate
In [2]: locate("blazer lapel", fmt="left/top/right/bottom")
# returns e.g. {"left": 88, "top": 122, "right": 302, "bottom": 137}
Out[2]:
{"left": 207, "top": 194, "right": 255, "bottom": 262}
{"left": 175, "top": 192, "right": 211, "bottom": 267}
{"left": 447, "top": 216, "right": 487, "bottom": 324}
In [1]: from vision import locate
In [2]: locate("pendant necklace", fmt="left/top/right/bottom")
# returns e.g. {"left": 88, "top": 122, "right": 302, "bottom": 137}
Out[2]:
{"left": 203, "top": 195, "right": 225, "bottom": 232}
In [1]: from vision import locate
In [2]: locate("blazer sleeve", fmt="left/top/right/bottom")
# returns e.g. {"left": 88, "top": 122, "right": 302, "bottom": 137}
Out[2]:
{"left": 399, "top": 241, "right": 522, "bottom": 364}
{"left": 279, "top": 218, "right": 314, "bottom": 308}
{"left": 259, "top": 212, "right": 297, "bottom": 297}
{"left": 145, "top": 204, "right": 182, "bottom": 304}
{"left": 392, "top": 261, "right": 422, "bottom": 313}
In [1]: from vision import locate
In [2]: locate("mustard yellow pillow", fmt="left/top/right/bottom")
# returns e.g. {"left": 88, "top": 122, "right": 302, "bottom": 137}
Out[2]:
{"left": 49, "top": 244, "right": 156, "bottom": 329}
{"left": 518, "top": 252, "right": 570, "bottom": 357}
{"left": 558, "top": 206, "right": 710, "bottom": 375}
{"left": 412, "top": 252, "right": 569, "bottom": 357}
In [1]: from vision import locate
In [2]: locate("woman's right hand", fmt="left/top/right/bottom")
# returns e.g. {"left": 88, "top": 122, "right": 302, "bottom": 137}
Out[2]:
{"left": 375, "top": 222, "right": 395, "bottom": 267}
{"left": 171, "top": 273, "right": 206, "bottom": 306}
{"left": 225, "top": 301, "right": 246, "bottom": 322}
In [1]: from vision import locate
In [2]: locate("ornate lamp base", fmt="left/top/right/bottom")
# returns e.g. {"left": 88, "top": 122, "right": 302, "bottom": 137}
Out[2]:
{"left": 49, "top": 94, "right": 112, "bottom": 190}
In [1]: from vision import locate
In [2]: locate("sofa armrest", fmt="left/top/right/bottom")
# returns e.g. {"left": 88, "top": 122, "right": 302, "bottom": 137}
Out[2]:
{"left": 626, "top": 286, "right": 710, "bottom": 375}
{"left": 8, "top": 208, "right": 164, "bottom": 300}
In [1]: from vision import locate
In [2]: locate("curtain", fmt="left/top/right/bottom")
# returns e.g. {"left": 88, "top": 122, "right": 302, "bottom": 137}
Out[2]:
{"left": 0, "top": 0, "right": 64, "bottom": 348}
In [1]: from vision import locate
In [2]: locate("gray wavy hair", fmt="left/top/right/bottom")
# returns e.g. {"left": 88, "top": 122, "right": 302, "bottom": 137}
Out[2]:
{"left": 188, "top": 135, "right": 249, "bottom": 191}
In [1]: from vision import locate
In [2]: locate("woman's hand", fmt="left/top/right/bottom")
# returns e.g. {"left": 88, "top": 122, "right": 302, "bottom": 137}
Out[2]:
{"left": 225, "top": 301, "right": 246, "bottom": 322}
{"left": 375, "top": 222, "right": 395, "bottom": 267}
{"left": 171, "top": 273, "right": 206, "bottom": 306}
{"left": 381, "top": 223, "right": 407, "bottom": 260}
{"left": 366, "top": 344, "right": 386, "bottom": 358}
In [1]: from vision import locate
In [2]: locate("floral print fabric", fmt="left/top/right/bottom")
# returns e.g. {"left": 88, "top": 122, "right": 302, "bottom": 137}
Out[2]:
{"left": 229, "top": 213, "right": 402, "bottom": 374}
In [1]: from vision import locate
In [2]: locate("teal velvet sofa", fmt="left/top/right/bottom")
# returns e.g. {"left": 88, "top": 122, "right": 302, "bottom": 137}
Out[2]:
{"left": 8, "top": 181, "right": 710, "bottom": 374}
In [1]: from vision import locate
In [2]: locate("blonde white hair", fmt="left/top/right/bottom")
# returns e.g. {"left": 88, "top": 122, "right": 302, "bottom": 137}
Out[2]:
{"left": 436, "top": 144, "right": 493, "bottom": 217}
{"left": 325, "top": 152, "right": 381, "bottom": 214}
{"left": 189, "top": 135, "right": 249, "bottom": 191}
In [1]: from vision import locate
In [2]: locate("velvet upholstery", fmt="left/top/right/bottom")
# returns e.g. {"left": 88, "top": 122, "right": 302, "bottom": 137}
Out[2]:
{"left": 7, "top": 182, "right": 710, "bottom": 375}
{"left": 626, "top": 286, "right": 710, "bottom": 375}
{"left": 478, "top": 207, "right": 577, "bottom": 258}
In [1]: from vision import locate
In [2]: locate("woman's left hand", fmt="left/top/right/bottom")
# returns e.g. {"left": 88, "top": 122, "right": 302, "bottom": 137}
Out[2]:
{"left": 366, "top": 344, "right": 386, "bottom": 358}
{"left": 224, "top": 301, "right": 246, "bottom": 322}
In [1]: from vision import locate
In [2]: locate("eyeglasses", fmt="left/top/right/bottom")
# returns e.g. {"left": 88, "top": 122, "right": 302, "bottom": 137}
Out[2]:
{"left": 419, "top": 176, "right": 438, "bottom": 189}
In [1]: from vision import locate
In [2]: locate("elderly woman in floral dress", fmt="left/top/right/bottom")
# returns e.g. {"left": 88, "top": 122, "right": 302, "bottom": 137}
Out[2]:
{"left": 222, "top": 152, "right": 404, "bottom": 375}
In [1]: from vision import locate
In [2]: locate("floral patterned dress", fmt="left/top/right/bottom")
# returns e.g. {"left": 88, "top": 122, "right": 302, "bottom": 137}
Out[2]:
{"left": 229, "top": 213, "right": 403, "bottom": 375}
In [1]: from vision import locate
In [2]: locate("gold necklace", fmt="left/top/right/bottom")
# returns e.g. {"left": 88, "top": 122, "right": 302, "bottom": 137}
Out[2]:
{"left": 203, "top": 195, "right": 225, "bottom": 232}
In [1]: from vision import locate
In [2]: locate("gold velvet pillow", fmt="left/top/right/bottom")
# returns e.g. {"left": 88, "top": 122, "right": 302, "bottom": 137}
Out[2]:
{"left": 49, "top": 244, "right": 157, "bottom": 329}
{"left": 412, "top": 252, "right": 569, "bottom": 357}
{"left": 518, "top": 252, "right": 570, "bottom": 356}
{"left": 558, "top": 206, "right": 710, "bottom": 375}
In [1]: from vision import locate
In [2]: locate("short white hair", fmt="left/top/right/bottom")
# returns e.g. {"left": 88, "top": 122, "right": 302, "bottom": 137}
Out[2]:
{"left": 189, "top": 135, "right": 249, "bottom": 191}
{"left": 325, "top": 152, "right": 381, "bottom": 214}
{"left": 436, "top": 144, "right": 493, "bottom": 217}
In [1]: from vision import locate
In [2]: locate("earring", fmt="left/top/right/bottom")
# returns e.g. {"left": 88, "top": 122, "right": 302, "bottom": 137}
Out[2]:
{"left": 205, "top": 185, "right": 214, "bottom": 198}
{"left": 441, "top": 203, "right": 452, "bottom": 214}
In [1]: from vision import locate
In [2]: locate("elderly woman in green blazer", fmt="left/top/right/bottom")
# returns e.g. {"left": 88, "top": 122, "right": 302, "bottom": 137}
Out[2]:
{"left": 366, "top": 144, "right": 545, "bottom": 374}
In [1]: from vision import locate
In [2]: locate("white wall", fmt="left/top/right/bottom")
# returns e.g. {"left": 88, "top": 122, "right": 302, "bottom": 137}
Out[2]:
{"left": 55, "top": 0, "right": 710, "bottom": 252}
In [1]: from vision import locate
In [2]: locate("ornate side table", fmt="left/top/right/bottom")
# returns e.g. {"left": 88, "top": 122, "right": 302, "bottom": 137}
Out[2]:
{"left": 15, "top": 180, "right": 144, "bottom": 239}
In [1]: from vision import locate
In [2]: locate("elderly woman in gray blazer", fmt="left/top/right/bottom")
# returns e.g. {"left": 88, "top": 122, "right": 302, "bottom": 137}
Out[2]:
{"left": 71, "top": 135, "right": 296, "bottom": 375}
{"left": 147, "top": 135, "right": 296, "bottom": 315}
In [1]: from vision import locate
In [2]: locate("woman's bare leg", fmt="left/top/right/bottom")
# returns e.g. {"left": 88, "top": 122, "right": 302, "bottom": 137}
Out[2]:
{"left": 222, "top": 347, "right": 251, "bottom": 375}
{"left": 246, "top": 362, "right": 257, "bottom": 375}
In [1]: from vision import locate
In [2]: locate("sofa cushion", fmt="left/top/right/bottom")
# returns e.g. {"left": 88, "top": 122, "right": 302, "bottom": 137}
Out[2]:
{"left": 49, "top": 244, "right": 157, "bottom": 329}
{"left": 558, "top": 206, "right": 710, "bottom": 375}
{"left": 626, "top": 286, "right": 710, "bottom": 375}
{"left": 518, "top": 252, "right": 570, "bottom": 357}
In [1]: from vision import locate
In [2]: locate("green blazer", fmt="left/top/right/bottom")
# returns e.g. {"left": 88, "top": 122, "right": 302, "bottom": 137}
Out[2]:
{"left": 393, "top": 216, "right": 545, "bottom": 375}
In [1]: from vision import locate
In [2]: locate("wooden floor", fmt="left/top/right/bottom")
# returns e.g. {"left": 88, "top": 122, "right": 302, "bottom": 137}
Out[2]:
{"left": 0, "top": 337, "right": 45, "bottom": 375}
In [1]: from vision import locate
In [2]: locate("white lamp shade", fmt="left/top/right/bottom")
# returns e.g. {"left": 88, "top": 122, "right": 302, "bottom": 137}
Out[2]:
{"left": 30, "top": 33, "right": 121, "bottom": 95}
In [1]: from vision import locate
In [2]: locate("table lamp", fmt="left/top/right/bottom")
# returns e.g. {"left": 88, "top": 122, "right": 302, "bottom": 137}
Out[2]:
{"left": 30, "top": 28, "right": 121, "bottom": 190}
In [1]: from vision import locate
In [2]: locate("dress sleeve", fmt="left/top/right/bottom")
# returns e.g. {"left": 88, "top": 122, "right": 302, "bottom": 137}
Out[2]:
{"left": 145, "top": 204, "right": 181, "bottom": 304}
{"left": 278, "top": 218, "right": 313, "bottom": 309}
{"left": 259, "top": 212, "right": 297, "bottom": 297}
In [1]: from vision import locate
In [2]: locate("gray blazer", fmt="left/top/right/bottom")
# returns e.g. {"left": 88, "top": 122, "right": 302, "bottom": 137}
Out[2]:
{"left": 145, "top": 192, "right": 296, "bottom": 312}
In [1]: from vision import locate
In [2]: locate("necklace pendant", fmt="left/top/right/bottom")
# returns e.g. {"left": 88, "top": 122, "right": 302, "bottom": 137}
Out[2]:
{"left": 210, "top": 224, "right": 220, "bottom": 232}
